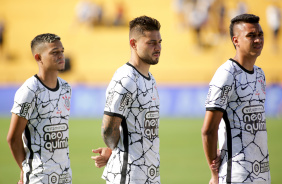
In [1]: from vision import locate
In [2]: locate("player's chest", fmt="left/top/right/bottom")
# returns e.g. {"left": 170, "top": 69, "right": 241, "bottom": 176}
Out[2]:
{"left": 134, "top": 84, "right": 160, "bottom": 108}
{"left": 232, "top": 74, "right": 266, "bottom": 102}
{"left": 35, "top": 91, "right": 71, "bottom": 117}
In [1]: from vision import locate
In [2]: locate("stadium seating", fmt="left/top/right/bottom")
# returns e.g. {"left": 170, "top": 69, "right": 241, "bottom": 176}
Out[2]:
{"left": 0, "top": 0, "right": 281, "bottom": 84}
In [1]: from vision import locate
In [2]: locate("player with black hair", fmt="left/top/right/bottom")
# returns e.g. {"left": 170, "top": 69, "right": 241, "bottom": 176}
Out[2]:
{"left": 7, "top": 33, "right": 72, "bottom": 184}
{"left": 202, "top": 14, "right": 271, "bottom": 184}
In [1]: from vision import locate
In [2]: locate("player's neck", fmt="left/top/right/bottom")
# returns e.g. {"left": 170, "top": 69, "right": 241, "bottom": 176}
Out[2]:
{"left": 37, "top": 70, "right": 58, "bottom": 89}
{"left": 233, "top": 54, "right": 257, "bottom": 71}
{"left": 129, "top": 59, "right": 150, "bottom": 78}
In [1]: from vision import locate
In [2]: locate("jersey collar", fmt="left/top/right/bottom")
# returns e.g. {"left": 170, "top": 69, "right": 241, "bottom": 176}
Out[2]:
{"left": 34, "top": 74, "right": 60, "bottom": 91}
{"left": 126, "top": 62, "right": 151, "bottom": 80}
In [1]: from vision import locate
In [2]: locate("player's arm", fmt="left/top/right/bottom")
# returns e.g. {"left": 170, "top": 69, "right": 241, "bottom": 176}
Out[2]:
{"left": 201, "top": 110, "right": 223, "bottom": 184}
{"left": 7, "top": 113, "right": 27, "bottom": 182}
{"left": 101, "top": 114, "right": 122, "bottom": 150}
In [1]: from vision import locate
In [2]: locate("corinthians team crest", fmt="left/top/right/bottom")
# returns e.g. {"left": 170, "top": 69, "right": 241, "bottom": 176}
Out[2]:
{"left": 62, "top": 95, "right": 70, "bottom": 111}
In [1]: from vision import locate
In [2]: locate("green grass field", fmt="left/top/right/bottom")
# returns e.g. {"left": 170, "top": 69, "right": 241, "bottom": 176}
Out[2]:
{"left": 1, "top": 117, "right": 281, "bottom": 183}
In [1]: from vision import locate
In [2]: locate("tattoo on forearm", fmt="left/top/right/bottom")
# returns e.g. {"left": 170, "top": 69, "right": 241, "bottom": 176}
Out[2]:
{"left": 102, "top": 116, "right": 121, "bottom": 150}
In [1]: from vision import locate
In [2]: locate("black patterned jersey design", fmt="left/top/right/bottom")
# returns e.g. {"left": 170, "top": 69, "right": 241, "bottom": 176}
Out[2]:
{"left": 205, "top": 59, "right": 271, "bottom": 183}
{"left": 11, "top": 75, "right": 72, "bottom": 184}
{"left": 102, "top": 63, "right": 160, "bottom": 184}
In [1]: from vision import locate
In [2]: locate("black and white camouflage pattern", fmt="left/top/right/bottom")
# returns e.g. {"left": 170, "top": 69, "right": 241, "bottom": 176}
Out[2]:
{"left": 206, "top": 59, "right": 271, "bottom": 183}
{"left": 11, "top": 75, "right": 72, "bottom": 184}
{"left": 103, "top": 63, "right": 160, "bottom": 184}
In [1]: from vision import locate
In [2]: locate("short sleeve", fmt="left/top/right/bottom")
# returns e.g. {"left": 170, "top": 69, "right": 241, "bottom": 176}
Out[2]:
{"left": 104, "top": 73, "right": 137, "bottom": 118}
{"left": 11, "top": 85, "right": 36, "bottom": 120}
{"left": 205, "top": 66, "right": 235, "bottom": 112}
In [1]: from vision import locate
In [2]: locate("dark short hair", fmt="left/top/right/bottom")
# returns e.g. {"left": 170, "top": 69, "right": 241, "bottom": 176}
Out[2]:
{"left": 31, "top": 33, "right": 61, "bottom": 54}
{"left": 229, "top": 14, "right": 260, "bottom": 40}
{"left": 129, "top": 16, "right": 161, "bottom": 37}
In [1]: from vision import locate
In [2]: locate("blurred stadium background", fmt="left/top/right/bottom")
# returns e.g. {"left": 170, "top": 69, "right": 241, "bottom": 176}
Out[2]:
{"left": 0, "top": 0, "right": 282, "bottom": 183}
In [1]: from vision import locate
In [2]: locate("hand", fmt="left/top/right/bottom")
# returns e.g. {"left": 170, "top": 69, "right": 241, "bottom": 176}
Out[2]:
{"left": 91, "top": 147, "right": 112, "bottom": 168}
{"left": 209, "top": 176, "right": 219, "bottom": 184}
{"left": 17, "top": 169, "right": 23, "bottom": 184}
{"left": 210, "top": 149, "right": 221, "bottom": 172}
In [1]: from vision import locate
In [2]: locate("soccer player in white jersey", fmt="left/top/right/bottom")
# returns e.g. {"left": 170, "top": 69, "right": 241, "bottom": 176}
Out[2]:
{"left": 202, "top": 14, "right": 271, "bottom": 184}
{"left": 91, "top": 16, "right": 162, "bottom": 184}
{"left": 7, "top": 33, "right": 72, "bottom": 184}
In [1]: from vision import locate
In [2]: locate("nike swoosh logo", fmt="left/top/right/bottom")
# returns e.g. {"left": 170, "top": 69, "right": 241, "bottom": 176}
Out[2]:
{"left": 241, "top": 85, "right": 248, "bottom": 90}
{"left": 42, "top": 103, "right": 49, "bottom": 108}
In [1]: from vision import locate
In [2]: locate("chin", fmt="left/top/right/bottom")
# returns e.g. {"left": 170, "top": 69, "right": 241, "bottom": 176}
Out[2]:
{"left": 150, "top": 58, "right": 159, "bottom": 65}
{"left": 150, "top": 61, "right": 159, "bottom": 65}
{"left": 58, "top": 67, "right": 65, "bottom": 72}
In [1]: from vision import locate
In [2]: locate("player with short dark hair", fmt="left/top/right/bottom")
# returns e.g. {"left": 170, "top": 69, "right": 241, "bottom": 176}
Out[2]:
{"left": 91, "top": 15, "right": 162, "bottom": 184}
{"left": 202, "top": 14, "right": 271, "bottom": 184}
{"left": 7, "top": 33, "right": 72, "bottom": 184}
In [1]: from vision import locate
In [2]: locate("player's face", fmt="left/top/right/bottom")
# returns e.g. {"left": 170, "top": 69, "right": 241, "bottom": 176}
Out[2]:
{"left": 136, "top": 30, "right": 162, "bottom": 65}
{"left": 40, "top": 40, "right": 65, "bottom": 71}
{"left": 234, "top": 23, "right": 264, "bottom": 58}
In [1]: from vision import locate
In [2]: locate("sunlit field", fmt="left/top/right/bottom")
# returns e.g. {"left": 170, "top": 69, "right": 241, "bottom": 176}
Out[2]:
{"left": 1, "top": 118, "right": 281, "bottom": 183}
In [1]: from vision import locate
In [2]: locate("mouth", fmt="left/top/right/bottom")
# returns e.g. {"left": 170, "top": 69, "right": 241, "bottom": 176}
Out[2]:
{"left": 57, "top": 60, "right": 65, "bottom": 64}
{"left": 153, "top": 52, "right": 160, "bottom": 57}
{"left": 253, "top": 45, "right": 262, "bottom": 50}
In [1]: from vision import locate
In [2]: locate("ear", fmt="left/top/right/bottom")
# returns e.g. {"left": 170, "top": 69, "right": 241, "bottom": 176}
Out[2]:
{"left": 232, "top": 36, "right": 239, "bottom": 48}
{"left": 130, "top": 38, "right": 137, "bottom": 50}
{"left": 34, "top": 54, "right": 42, "bottom": 62}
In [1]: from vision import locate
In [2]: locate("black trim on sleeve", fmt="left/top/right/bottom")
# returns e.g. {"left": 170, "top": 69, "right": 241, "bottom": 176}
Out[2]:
{"left": 34, "top": 74, "right": 60, "bottom": 92}
{"left": 223, "top": 111, "right": 232, "bottom": 183}
{"left": 206, "top": 107, "right": 225, "bottom": 113}
{"left": 120, "top": 117, "right": 129, "bottom": 184}
{"left": 229, "top": 58, "right": 254, "bottom": 74}
{"left": 104, "top": 111, "right": 124, "bottom": 119}
{"left": 25, "top": 125, "right": 33, "bottom": 184}
{"left": 126, "top": 62, "right": 151, "bottom": 81}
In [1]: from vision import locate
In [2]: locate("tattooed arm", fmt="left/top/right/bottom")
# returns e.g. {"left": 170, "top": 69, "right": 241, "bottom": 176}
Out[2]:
{"left": 101, "top": 114, "right": 122, "bottom": 150}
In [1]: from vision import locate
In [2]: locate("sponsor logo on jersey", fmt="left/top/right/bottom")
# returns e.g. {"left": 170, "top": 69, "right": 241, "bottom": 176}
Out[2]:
{"left": 144, "top": 111, "right": 159, "bottom": 141}
{"left": 148, "top": 165, "right": 160, "bottom": 180}
{"left": 20, "top": 102, "right": 31, "bottom": 117}
{"left": 241, "top": 85, "right": 248, "bottom": 91}
{"left": 62, "top": 95, "right": 70, "bottom": 111}
{"left": 49, "top": 172, "right": 71, "bottom": 184}
{"left": 243, "top": 105, "right": 266, "bottom": 134}
{"left": 119, "top": 92, "right": 133, "bottom": 111}
{"left": 252, "top": 161, "right": 270, "bottom": 176}
{"left": 43, "top": 124, "right": 69, "bottom": 152}
{"left": 219, "top": 85, "right": 232, "bottom": 105}
{"left": 42, "top": 103, "right": 49, "bottom": 108}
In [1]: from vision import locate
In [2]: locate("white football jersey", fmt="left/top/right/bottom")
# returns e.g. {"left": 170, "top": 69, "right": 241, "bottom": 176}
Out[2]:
{"left": 205, "top": 59, "right": 271, "bottom": 183}
{"left": 103, "top": 63, "right": 160, "bottom": 184}
{"left": 11, "top": 75, "right": 72, "bottom": 184}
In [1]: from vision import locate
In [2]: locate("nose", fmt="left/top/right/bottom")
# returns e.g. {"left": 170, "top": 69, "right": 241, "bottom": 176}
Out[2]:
{"left": 155, "top": 43, "right": 161, "bottom": 51}
{"left": 58, "top": 51, "right": 64, "bottom": 59}
{"left": 254, "top": 36, "right": 263, "bottom": 43}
